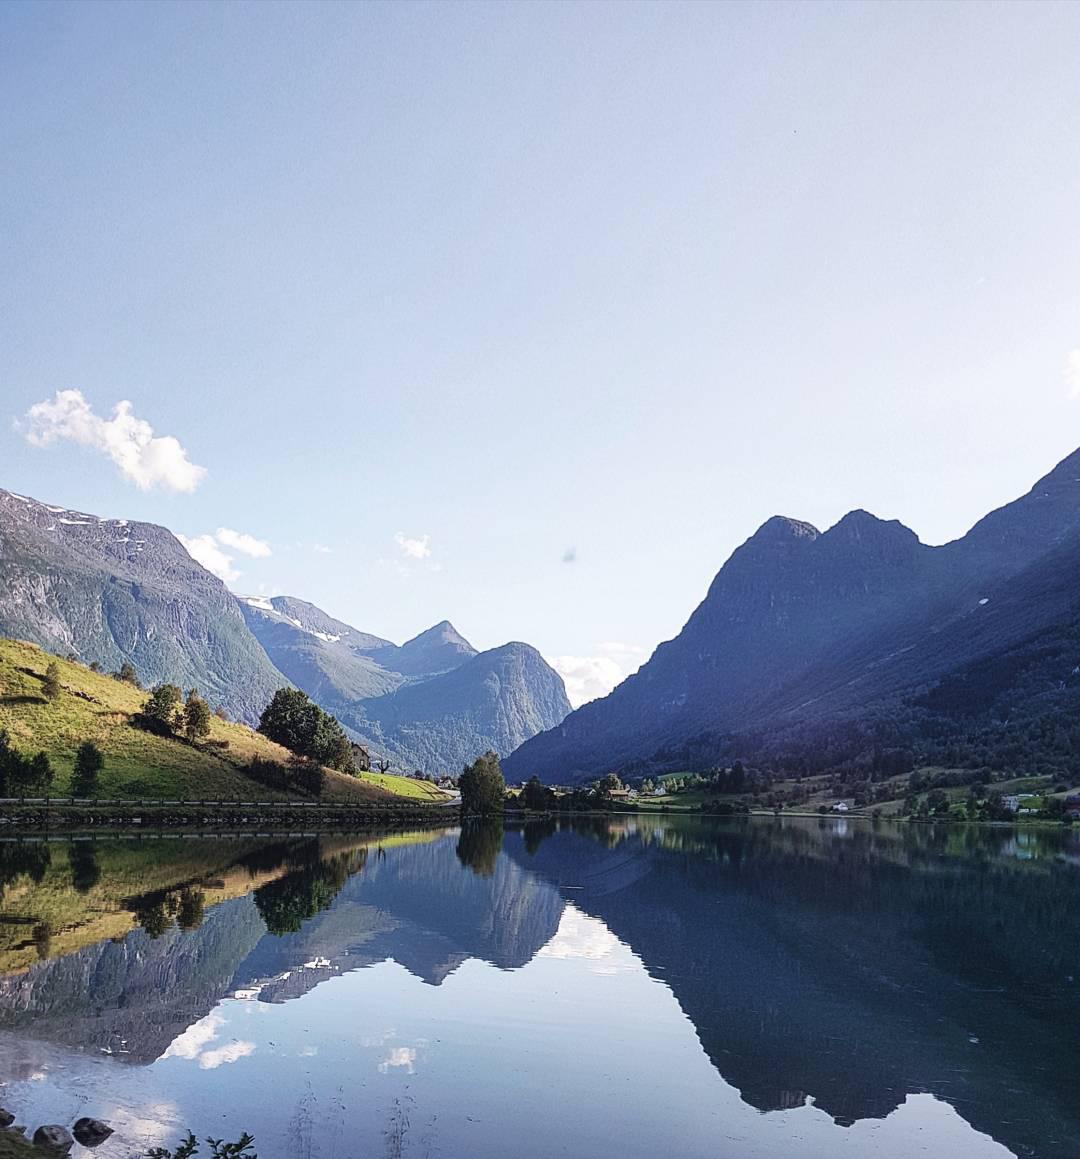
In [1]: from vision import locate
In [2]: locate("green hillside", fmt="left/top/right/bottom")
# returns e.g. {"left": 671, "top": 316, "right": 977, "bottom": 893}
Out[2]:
{"left": 0, "top": 639, "right": 443, "bottom": 803}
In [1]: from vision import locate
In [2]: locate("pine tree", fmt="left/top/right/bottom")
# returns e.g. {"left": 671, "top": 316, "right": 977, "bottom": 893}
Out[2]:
{"left": 72, "top": 741, "right": 104, "bottom": 797}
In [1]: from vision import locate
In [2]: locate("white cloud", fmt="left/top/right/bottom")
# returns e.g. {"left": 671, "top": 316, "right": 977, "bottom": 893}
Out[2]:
{"left": 394, "top": 531, "right": 431, "bottom": 560}
{"left": 19, "top": 389, "right": 206, "bottom": 492}
{"left": 161, "top": 1013, "right": 224, "bottom": 1061}
{"left": 378, "top": 1046, "right": 417, "bottom": 1074}
{"left": 199, "top": 1040, "right": 256, "bottom": 1069}
{"left": 597, "top": 641, "right": 649, "bottom": 658}
{"left": 1067, "top": 349, "right": 1080, "bottom": 397}
{"left": 547, "top": 643, "right": 647, "bottom": 708}
{"left": 178, "top": 533, "right": 240, "bottom": 584}
{"left": 215, "top": 527, "right": 271, "bottom": 558}
{"left": 539, "top": 905, "right": 621, "bottom": 962}
{"left": 313, "top": 544, "right": 333, "bottom": 554}
{"left": 178, "top": 527, "right": 271, "bottom": 585}
{"left": 546, "top": 654, "right": 625, "bottom": 707}
{"left": 159, "top": 1011, "right": 255, "bottom": 1069}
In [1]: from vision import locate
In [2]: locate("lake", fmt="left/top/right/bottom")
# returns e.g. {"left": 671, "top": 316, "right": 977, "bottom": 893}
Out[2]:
{"left": 0, "top": 816, "right": 1077, "bottom": 1158}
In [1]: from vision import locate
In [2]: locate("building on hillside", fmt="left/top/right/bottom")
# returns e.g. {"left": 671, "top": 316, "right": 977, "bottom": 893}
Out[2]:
{"left": 350, "top": 743, "right": 371, "bottom": 772}
{"left": 832, "top": 801, "right": 849, "bottom": 813}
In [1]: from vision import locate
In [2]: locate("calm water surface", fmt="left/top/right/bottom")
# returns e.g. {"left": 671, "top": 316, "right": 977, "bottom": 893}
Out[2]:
{"left": 0, "top": 816, "right": 1077, "bottom": 1158}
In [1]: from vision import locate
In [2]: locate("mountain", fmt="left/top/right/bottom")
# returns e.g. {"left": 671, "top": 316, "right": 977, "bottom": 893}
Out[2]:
{"left": 506, "top": 448, "right": 1080, "bottom": 784}
{"left": 0, "top": 485, "right": 570, "bottom": 771}
{"left": 0, "top": 488, "right": 286, "bottom": 722}
{"left": 349, "top": 642, "right": 573, "bottom": 772}
{"left": 241, "top": 597, "right": 570, "bottom": 774}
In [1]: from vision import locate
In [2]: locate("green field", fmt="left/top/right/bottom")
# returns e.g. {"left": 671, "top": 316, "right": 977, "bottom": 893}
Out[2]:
{"left": 361, "top": 770, "right": 450, "bottom": 800}
{"left": 0, "top": 639, "right": 443, "bottom": 804}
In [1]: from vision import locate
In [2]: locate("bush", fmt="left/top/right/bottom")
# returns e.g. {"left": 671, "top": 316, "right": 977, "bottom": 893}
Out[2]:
{"left": 247, "top": 757, "right": 289, "bottom": 792}
{"left": 42, "top": 661, "right": 61, "bottom": 701}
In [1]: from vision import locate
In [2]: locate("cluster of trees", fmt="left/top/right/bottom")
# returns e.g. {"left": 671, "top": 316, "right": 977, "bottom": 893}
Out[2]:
{"left": 131, "top": 886, "right": 208, "bottom": 939}
{"left": 519, "top": 776, "right": 557, "bottom": 810}
{"left": 257, "top": 689, "right": 356, "bottom": 774}
{"left": 0, "top": 732, "right": 105, "bottom": 800}
{"left": 0, "top": 728, "right": 53, "bottom": 796}
{"left": 136, "top": 684, "right": 214, "bottom": 742}
{"left": 253, "top": 847, "right": 358, "bottom": 934}
{"left": 459, "top": 751, "right": 506, "bottom": 815}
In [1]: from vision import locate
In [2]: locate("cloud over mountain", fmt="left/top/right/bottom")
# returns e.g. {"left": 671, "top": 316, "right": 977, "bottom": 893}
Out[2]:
{"left": 19, "top": 389, "right": 206, "bottom": 492}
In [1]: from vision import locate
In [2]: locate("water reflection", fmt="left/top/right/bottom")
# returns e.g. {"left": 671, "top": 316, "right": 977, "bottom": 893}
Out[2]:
{"left": 0, "top": 819, "right": 1076, "bottom": 1157}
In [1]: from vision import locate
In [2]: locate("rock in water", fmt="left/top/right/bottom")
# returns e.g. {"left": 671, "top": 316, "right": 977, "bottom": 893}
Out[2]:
{"left": 73, "top": 1118, "right": 114, "bottom": 1147}
{"left": 0, "top": 1108, "right": 14, "bottom": 1128}
{"left": 32, "top": 1124, "right": 74, "bottom": 1150}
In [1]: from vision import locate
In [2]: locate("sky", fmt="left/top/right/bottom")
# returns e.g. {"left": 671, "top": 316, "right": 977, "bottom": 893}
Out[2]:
{"left": 3, "top": 0, "right": 1080, "bottom": 707}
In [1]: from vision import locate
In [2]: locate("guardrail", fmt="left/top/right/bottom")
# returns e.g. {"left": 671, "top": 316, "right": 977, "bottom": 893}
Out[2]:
{"left": 0, "top": 796, "right": 454, "bottom": 810}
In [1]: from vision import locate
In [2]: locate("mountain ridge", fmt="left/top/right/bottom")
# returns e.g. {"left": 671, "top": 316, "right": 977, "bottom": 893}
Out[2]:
{"left": 505, "top": 446, "right": 1080, "bottom": 784}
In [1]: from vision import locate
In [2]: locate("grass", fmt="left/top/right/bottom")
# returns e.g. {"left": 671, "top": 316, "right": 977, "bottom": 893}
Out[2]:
{"left": 360, "top": 771, "right": 449, "bottom": 800}
{"left": 0, "top": 640, "right": 443, "bottom": 805}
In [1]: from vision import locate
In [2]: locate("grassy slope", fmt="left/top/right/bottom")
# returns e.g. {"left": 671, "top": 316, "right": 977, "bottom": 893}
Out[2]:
{"left": 0, "top": 640, "right": 442, "bottom": 803}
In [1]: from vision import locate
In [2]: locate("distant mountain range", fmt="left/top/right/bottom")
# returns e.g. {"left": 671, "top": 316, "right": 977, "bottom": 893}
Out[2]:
{"left": 506, "top": 447, "right": 1080, "bottom": 784}
{"left": 239, "top": 596, "right": 570, "bottom": 773}
{"left": 0, "top": 488, "right": 569, "bottom": 774}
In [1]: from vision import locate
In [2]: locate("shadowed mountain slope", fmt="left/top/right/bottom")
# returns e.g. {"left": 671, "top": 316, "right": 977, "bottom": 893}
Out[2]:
{"left": 506, "top": 448, "right": 1080, "bottom": 783}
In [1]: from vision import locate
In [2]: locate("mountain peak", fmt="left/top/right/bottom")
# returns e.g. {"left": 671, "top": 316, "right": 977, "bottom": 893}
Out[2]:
{"left": 749, "top": 516, "right": 820, "bottom": 544}
{"left": 406, "top": 620, "right": 472, "bottom": 649}
{"left": 824, "top": 509, "right": 920, "bottom": 547}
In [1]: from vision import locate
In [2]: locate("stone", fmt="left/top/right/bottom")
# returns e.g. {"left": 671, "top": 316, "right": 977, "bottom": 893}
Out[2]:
{"left": 0, "top": 1109, "right": 14, "bottom": 1128}
{"left": 73, "top": 1118, "right": 114, "bottom": 1147}
{"left": 31, "top": 1124, "right": 74, "bottom": 1151}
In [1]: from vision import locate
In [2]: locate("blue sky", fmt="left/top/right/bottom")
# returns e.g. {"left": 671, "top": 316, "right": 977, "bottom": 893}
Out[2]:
{"left": 3, "top": 0, "right": 1080, "bottom": 705}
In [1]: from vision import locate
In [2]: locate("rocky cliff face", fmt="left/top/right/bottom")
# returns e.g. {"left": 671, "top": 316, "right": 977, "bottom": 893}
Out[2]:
{"left": 0, "top": 489, "right": 287, "bottom": 722}
{"left": 242, "top": 597, "right": 571, "bottom": 773}
{"left": 505, "top": 447, "right": 1080, "bottom": 783}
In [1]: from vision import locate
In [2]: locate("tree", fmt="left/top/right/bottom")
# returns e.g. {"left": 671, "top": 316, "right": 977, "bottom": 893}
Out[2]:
{"left": 42, "top": 661, "right": 61, "bottom": 701}
{"left": 29, "top": 752, "right": 53, "bottom": 794}
{"left": 595, "top": 772, "right": 623, "bottom": 798}
{"left": 456, "top": 819, "right": 504, "bottom": 876}
{"left": 72, "top": 741, "right": 104, "bottom": 797}
{"left": 257, "top": 688, "right": 355, "bottom": 772}
{"left": 143, "top": 683, "right": 183, "bottom": 730}
{"left": 133, "top": 898, "right": 171, "bottom": 939}
{"left": 183, "top": 690, "right": 212, "bottom": 743}
{"left": 522, "top": 776, "right": 554, "bottom": 811}
{"left": 459, "top": 751, "right": 505, "bottom": 816}
{"left": 258, "top": 688, "right": 322, "bottom": 754}
{"left": 176, "top": 887, "right": 206, "bottom": 931}
{"left": 116, "top": 662, "right": 141, "bottom": 688}
{"left": 0, "top": 731, "right": 49, "bottom": 796}
{"left": 70, "top": 842, "right": 101, "bottom": 893}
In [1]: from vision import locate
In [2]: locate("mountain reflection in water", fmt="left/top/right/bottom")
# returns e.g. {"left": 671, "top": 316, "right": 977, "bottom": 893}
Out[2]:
{"left": 0, "top": 817, "right": 1077, "bottom": 1158}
